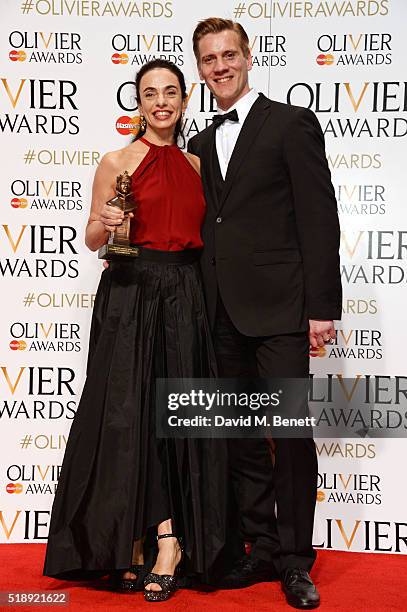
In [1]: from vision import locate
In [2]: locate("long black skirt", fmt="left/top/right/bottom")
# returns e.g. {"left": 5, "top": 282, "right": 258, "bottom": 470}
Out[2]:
{"left": 43, "top": 248, "right": 241, "bottom": 583}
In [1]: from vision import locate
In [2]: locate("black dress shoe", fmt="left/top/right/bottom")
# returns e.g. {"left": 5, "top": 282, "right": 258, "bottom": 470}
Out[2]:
{"left": 281, "top": 568, "right": 320, "bottom": 609}
{"left": 217, "top": 555, "right": 278, "bottom": 589}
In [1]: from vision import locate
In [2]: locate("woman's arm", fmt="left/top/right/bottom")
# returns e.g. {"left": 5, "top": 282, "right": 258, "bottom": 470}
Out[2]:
{"left": 85, "top": 154, "right": 125, "bottom": 252}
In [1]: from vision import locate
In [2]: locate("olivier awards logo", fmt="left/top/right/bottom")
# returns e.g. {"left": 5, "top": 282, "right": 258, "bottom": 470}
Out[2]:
{"left": 0, "top": 365, "right": 77, "bottom": 421}
{"left": 315, "top": 518, "right": 407, "bottom": 553}
{"left": 8, "top": 31, "right": 82, "bottom": 64}
{"left": 5, "top": 464, "right": 61, "bottom": 496}
{"left": 286, "top": 81, "right": 407, "bottom": 138}
{"left": 0, "top": 509, "right": 49, "bottom": 541}
{"left": 316, "top": 33, "right": 392, "bottom": 67}
{"left": 0, "top": 224, "right": 79, "bottom": 278}
{"left": 111, "top": 33, "right": 184, "bottom": 66}
{"left": 335, "top": 183, "right": 386, "bottom": 215}
{"left": 0, "top": 78, "right": 79, "bottom": 135}
{"left": 317, "top": 471, "right": 382, "bottom": 504}
{"left": 249, "top": 34, "right": 287, "bottom": 68}
{"left": 8, "top": 322, "right": 82, "bottom": 353}
{"left": 9, "top": 179, "right": 83, "bottom": 212}
{"left": 310, "top": 328, "right": 383, "bottom": 359}
{"left": 340, "top": 230, "right": 407, "bottom": 284}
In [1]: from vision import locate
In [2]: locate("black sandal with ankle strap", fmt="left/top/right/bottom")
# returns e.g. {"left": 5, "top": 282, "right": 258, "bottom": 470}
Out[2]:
{"left": 112, "top": 564, "right": 145, "bottom": 593}
{"left": 143, "top": 534, "right": 184, "bottom": 602}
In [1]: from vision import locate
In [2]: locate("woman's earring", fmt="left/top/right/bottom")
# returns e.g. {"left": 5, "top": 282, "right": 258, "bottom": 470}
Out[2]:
{"left": 139, "top": 115, "right": 147, "bottom": 131}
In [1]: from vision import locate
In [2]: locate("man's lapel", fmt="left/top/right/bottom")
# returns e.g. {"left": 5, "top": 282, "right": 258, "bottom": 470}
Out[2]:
{"left": 219, "top": 93, "right": 271, "bottom": 212}
{"left": 200, "top": 122, "right": 219, "bottom": 211}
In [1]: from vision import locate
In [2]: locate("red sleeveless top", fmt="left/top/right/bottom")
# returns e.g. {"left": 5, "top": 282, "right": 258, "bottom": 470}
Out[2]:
{"left": 129, "top": 137, "right": 205, "bottom": 251}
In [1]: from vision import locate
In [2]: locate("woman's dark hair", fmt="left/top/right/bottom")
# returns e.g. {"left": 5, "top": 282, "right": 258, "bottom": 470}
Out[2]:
{"left": 134, "top": 59, "right": 187, "bottom": 147}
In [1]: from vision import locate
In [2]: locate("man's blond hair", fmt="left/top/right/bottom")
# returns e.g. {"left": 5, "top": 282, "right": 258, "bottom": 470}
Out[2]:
{"left": 192, "top": 17, "right": 250, "bottom": 62}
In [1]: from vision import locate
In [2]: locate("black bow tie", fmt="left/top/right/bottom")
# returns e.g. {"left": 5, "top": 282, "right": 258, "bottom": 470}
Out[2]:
{"left": 212, "top": 108, "right": 239, "bottom": 128}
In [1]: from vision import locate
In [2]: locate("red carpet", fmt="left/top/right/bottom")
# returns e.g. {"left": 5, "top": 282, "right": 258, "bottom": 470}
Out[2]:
{"left": 0, "top": 545, "right": 406, "bottom": 611}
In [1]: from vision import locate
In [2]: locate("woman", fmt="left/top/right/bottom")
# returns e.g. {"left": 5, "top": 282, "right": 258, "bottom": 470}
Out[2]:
{"left": 43, "top": 59, "right": 242, "bottom": 602}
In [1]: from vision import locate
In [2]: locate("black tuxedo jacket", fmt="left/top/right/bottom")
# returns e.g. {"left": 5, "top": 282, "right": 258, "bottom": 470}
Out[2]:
{"left": 188, "top": 93, "right": 342, "bottom": 337}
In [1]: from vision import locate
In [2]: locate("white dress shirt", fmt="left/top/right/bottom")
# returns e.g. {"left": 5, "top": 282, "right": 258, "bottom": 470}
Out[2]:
{"left": 215, "top": 88, "right": 259, "bottom": 179}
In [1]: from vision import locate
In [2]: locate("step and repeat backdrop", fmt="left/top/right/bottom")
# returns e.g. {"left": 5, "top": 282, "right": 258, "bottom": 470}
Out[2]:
{"left": 0, "top": 0, "right": 406, "bottom": 554}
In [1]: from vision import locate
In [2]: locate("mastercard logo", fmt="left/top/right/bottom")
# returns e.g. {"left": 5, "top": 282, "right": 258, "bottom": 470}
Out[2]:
{"left": 111, "top": 53, "right": 129, "bottom": 65}
{"left": 316, "top": 490, "right": 325, "bottom": 502}
{"left": 9, "top": 50, "right": 26, "bottom": 62}
{"left": 10, "top": 340, "right": 27, "bottom": 351}
{"left": 316, "top": 54, "right": 334, "bottom": 66}
{"left": 309, "top": 345, "right": 326, "bottom": 358}
{"left": 116, "top": 115, "right": 141, "bottom": 136}
{"left": 6, "top": 483, "right": 23, "bottom": 494}
{"left": 11, "top": 197, "right": 28, "bottom": 209}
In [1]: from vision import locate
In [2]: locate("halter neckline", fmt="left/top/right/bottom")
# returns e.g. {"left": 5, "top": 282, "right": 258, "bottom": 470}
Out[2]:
{"left": 139, "top": 136, "right": 176, "bottom": 148}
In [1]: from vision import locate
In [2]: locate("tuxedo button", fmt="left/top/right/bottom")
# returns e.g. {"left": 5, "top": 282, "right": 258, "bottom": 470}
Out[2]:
{"left": 211, "top": 257, "right": 216, "bottom": 265}
{"left": 216, "top": 217, "right": 223, "bottom": 223}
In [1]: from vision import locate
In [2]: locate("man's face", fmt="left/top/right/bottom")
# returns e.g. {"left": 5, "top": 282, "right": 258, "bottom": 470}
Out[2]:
{"left": 197, "top": 30, "right": 252, "bottom": 110}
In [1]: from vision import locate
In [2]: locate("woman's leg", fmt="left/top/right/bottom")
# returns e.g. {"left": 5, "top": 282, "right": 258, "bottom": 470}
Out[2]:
{"left": 144, "top": 519, "right": 182, "bottom": 592}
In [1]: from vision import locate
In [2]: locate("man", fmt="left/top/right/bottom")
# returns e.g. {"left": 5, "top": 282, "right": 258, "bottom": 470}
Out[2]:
{"left": 188, "top": 18, "right": 342, "bottom": 609}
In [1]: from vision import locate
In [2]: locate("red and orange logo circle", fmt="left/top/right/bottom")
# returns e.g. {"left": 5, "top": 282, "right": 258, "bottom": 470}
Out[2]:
{"left": 116, "top": 115, "right": 141, "bottom": 136}
{"left": 316, "top": 54, "right": 334, "bottom": 66}
{"left": 6, "top": 483, "right": 23, "bottom": 494}
{"left": 9, "top": 50, "right": 26, "bottom": 62}
{"left": 10, "top": 340, "right": 27, "bottom": 351}
{"left": 11, "top": 197, "right": 28, "bottom": 209}
{"left": 111, "top": 53, "right": 129, "bottom": 65}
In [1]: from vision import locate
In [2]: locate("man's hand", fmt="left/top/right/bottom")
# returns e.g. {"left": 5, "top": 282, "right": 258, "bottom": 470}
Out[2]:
{"left": 309, "top": 320, "right": 336, "bottom": 348}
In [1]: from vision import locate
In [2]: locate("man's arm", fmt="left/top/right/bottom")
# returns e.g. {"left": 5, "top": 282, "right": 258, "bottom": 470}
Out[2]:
{"left": 283, "top": 107, "right": 342, "bottom": 345}
{"left": 186, "top": 133, "right": 200, "bottom": 156}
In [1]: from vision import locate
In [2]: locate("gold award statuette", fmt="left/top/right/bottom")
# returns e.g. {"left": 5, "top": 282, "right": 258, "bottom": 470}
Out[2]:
{"left": 98, "top": 171, "right": 139, "bottom": 260}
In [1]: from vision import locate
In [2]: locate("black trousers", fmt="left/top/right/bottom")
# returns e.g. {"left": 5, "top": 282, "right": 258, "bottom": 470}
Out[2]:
{"left": 214, "top": 295, "right": 318, "bottom": 573}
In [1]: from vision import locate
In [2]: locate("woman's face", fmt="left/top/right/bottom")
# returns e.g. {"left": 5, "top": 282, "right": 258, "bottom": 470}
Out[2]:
{"left": 138, "top": 68, "right": 186, "bottom": 133}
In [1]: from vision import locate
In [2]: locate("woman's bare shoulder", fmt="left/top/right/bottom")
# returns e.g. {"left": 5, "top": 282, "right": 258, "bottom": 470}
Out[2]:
{"left": 99, "top": 141, "right": 148, "bottom": 173}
